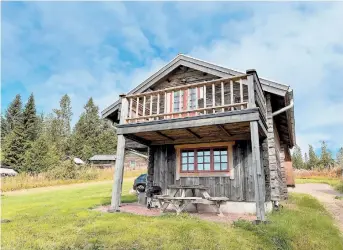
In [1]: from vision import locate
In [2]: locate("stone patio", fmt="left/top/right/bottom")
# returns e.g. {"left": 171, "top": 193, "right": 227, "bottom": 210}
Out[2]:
{"left": 93, "top": 203, "right": 256, "bottom": 224}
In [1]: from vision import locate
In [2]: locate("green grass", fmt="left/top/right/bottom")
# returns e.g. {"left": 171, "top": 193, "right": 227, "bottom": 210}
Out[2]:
{"left": 2, "top": 180, "right": 342, "bottom": 250}
{"left": 295, "top": 177, "right": 343, "bottom": 193}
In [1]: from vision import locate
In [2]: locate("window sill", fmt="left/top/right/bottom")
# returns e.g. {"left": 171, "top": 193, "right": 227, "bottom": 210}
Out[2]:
{"left": 178, "top": 171, "right": 232, "bottom": 178}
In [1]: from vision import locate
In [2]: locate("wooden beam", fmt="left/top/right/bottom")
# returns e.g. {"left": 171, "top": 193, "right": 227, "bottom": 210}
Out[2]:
{"left": 217, "top": 124, "right": 232, "bottom": 137}
{"left": 124, "top": 134, "right": 151, "bottom": 146}
{"left": 156, "top": 131, "right": 174, "bottom": 141}
{"left": 185, "top": 128, "right": 202, "bottom": 139}
{"left": 110, "top": 94, "right": 128, "bottom": 212}
{"left": 117, "top": 109, "right": 260, "bottom": 135}
{"left": 250, "top": 121, "right": 266, "bottom": 222}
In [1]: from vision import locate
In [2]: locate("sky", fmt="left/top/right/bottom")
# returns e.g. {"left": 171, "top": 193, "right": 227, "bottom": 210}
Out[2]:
{"left": 1, "top": 2, "right": 343, "bottom": 156}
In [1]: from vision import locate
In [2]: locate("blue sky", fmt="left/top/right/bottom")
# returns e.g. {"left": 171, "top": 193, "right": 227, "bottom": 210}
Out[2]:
{"left": 2, "top": 2, "right": 343, "bottom": 156}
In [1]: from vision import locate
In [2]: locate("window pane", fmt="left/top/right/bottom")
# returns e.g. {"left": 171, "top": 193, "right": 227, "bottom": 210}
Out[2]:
{"left": 221, "top": 163, "right": 228, "bottom": 170}
{"left": 204, "top": 151, "right": 210, "bottom": 156}
{"left": 221, "top": 155, "right": 227, "bottom": 162}
{"left": 188, "top": 157, "right": 194, "bottom": 164}
{"left": 198, "top": 163, "right": 204, "bottom": 171}
{"left": 198, "top": 151, "right": 204, "bottom": 156}
{"left": 188, "top": 164, "right": 194, "bottom": 171}
{"left": 214, "top": 156, "right": 221, "bottom": 162}
{"left": 182, "top": 156, "right": 188, "bottom": 164}
{"left": 214, "top": 163, "right": 221, "bottom": 170}
{"left": 182, "top": 152, "right": 188, "bottom": 157}
{"left": 188, "top": 152, "right": 194, "bottom": 156}
{"left": 221, "top": 150, "right": 227, "bottom": 155}
{"left": 214, "top": 150, "right": 220, "bottom": 156}
{"left": 204, "top": 163, "right": 210, "bottom": 170}
{"left": 182, "top": 164, "right": 188, "bottom": 171}
{"left": 204, "top": 156, "right": 210, "bottom": 162}
{"left": 198, "top": 156, "right": 203, "bottom": 163}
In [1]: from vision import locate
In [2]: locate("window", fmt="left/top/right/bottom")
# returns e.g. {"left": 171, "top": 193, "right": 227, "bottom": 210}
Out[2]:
{"left": 173, "top": 90, "right": 181, "bottom": 112}
{"left": 180, "top": 147, "right": 229, "bottom": 173}
{"left": 130, "top": 160, "right": 136, "bottom": 169}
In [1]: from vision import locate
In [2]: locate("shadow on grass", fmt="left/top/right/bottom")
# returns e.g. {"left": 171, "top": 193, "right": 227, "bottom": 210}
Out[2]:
{"left": 88, "top": 194, "right": 137, "bottom": 210}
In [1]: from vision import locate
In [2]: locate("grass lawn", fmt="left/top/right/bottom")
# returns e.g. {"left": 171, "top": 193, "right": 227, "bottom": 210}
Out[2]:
{"left": 296, "top": 177, "right": 343, "bottom": 193}
{"left": 2, "top": 180, "right": 343, "bottom": 250}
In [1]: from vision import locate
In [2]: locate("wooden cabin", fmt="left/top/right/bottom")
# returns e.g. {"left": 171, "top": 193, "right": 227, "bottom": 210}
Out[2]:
{"left": 102, "top": 54, "right": 296, "bottom": 221}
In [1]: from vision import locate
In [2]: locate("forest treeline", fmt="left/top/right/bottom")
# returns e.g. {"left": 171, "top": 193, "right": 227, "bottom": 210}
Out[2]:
{"left": 292, "top": 142, "right": 343, "bottom": 170}
{"left": 1, "top": 94, "right": 117, "bottom": 173}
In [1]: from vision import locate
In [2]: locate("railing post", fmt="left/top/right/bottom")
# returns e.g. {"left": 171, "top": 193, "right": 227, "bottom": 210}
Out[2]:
{"left": 109, "top": 93, "right": 128, "bottom": 212}
{"left": 246, "top": 70, "right": 256, "bottom": 109}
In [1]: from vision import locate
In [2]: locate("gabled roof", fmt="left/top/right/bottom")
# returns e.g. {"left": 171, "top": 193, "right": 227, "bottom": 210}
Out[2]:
{"left": 89, "top": 155, "right": 116, "bottom": 161}
{"left": 102, "top": 54, "right": 290, "bottom": 119}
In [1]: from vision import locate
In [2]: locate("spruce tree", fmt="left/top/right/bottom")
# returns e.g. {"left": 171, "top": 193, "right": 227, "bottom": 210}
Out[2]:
{"left": 304, "top": 152, "right": 309, "bottom": 169}
{"left": 71, "top": 98, "right": 102, "bottom": 160}
{"left": 1, "top": 115, "right": 9, "bottom": 144}
{"left": 320, "top": 141, "right": 334, "bottom": 169}
{"left": 292, "top": 145, "right": 304, "bottom": 169}
{"left": 23, "top": 93, "right": 39, "bottom": 143}
{"left": 5, "top": 94, "right": 22, "bottom": 131}
{"left": 308, "top": 145, "right": 319, "bottom": 169}
{"left": 24, "top": 134, "right": 60, "bottom": 173}
{"left": 2, "top": 101, "right": 26, "bottom": 171}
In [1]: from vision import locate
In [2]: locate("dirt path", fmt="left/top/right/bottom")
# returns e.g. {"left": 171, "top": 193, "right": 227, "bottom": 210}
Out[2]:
{"left": 289, "top": 183, "right": 343, "bottom": 232}
{"left": 3, "top": 178, "right": 134, "bottom": 196}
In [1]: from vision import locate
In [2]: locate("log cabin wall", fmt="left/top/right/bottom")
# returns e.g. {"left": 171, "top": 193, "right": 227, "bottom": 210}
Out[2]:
{"left": 266, "top": 93, "right": 286, "bottom": 201}
{"left": 150, "top": 141, "right": 260, "bottom": 202}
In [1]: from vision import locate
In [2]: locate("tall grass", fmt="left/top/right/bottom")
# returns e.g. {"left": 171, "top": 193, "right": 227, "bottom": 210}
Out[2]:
{"left": 294, "top": 167, "right": 343, "bottom": 193}
{"left": 1, "top": 168, "right": 145, "bottom": 192}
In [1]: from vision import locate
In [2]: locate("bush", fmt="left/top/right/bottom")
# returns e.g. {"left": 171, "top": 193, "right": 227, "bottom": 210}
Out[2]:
{"left": 47, "top": 160, "right": 79, "bottom": 180}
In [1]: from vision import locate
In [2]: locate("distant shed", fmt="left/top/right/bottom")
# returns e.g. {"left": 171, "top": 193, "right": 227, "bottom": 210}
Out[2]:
{"left": 89, "top": 155, "right": 116, "bottom": 168}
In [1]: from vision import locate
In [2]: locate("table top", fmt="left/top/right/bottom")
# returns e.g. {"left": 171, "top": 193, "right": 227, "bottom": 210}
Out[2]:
{"left": 167, "top": 184, "right": 209, "bottom": 190}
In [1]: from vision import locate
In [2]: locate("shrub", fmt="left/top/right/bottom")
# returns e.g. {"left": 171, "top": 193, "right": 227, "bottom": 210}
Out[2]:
{"left": 47, "top": 160, "right": 78, "bottom": 180}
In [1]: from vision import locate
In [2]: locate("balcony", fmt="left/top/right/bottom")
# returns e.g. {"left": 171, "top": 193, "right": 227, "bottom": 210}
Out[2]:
{"left": 116, "top": 72, "right": 268, "bottom": 145}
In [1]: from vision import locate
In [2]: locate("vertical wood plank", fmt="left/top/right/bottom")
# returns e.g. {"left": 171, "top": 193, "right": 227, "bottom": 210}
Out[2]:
{"left": 129, "top": 98, "right": 133, "bottom": 119}
{"left": 149, "top": 95, "right": 153, "bottom": 121}
{"left": 110, "top": 94, "right": 128, "bottom": 211}
{"left": 143, "top": 96, "right": 146, "bottom": 117}
{"left": 221, "top": 81, "right": 225, "bottom": 112}
{"left": 136, "top": 97, "right": 139, "bottom": 122}
{"left": 247, "top": 74, "right": 255, "bottom": 108}
{"left": 195, "top": 87, "right": 198, "bottom": 115}
{"left": 157, "top": 94, "right": 160, "bottom": 115}
{"left": 240, "top": 79, "right": 244, "bottom": 110}
{"left": 230, "top": 80, "right": 234, "bottom": 111}
{"left": 212, "top": 83, "right": 215, "bottom": 113}
{"left": 203, "top": 86, "right": 207, "bottom": 114}
{"left": 250, "top": 121, "right": 266, "bottom": 221}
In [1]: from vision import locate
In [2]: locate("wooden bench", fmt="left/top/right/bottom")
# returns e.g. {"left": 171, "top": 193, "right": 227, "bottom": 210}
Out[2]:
{"left": 156, "top": 196, "right": 202, "bottom": 215}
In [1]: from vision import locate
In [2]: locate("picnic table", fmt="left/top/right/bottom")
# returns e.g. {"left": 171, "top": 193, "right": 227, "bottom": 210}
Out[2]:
{"left": 155, "top": 185, "right": 229, "bottom": 216}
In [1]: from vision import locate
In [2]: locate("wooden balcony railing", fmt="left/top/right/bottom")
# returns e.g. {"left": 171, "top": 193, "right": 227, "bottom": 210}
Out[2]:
{"left": 120, "top": 73, "right": 266, "bottom": 125}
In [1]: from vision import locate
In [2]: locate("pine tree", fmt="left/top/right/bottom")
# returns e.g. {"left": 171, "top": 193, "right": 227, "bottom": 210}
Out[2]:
{"left": 5, "top": 94, "right": 22, "bottom": 131}
{"left": 23, "top": 134, "right": 60, "bottom": 173}
{"left": 308, "top": 145, "right": 319, "bottom": 170}
{"left": 292, "top": 145, "right": 304, "bottom": 169}
{"left": 23, "top": 93, "right": 39, "bottom": 143}
{"left": 1, "top": 115, "right": 9, "bottom": 144}
{"left": 2, "top": 111, "right": 26, "bottom": 171}
{"left": 304, "top": 152, "right": 309, "bottom": 169}
{"left": 96, "top": 119, "right": 117, "bottom": 154}
{"left": 320, "top": 141, "right": 334, "bottom": 169}
{"left": 46, "top": 94, "right": 72, "bottom": 156}
{"left": 71, "top": 98, "right": 102, "bottom": 160}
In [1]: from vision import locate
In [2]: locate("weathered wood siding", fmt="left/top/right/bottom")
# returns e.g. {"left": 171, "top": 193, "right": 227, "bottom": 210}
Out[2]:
{"left": 266, "top": 93, "right": 287, "bottom": 201}
{"left": 151, "top": 141, "right": 260, "bottom": 202}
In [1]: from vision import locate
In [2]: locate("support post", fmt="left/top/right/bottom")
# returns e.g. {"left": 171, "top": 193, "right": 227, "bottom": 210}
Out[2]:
{"left": 250, "top": 120, "right": 266, "bottom": 222}
{"left": 109, "top": 94, "right": 128, "bottom": 212}
{"left": 146, "top": 146, "right": 155, "bottom": 208}
{"left": 246, "top": 70, "right": 256, "bottom": 109}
